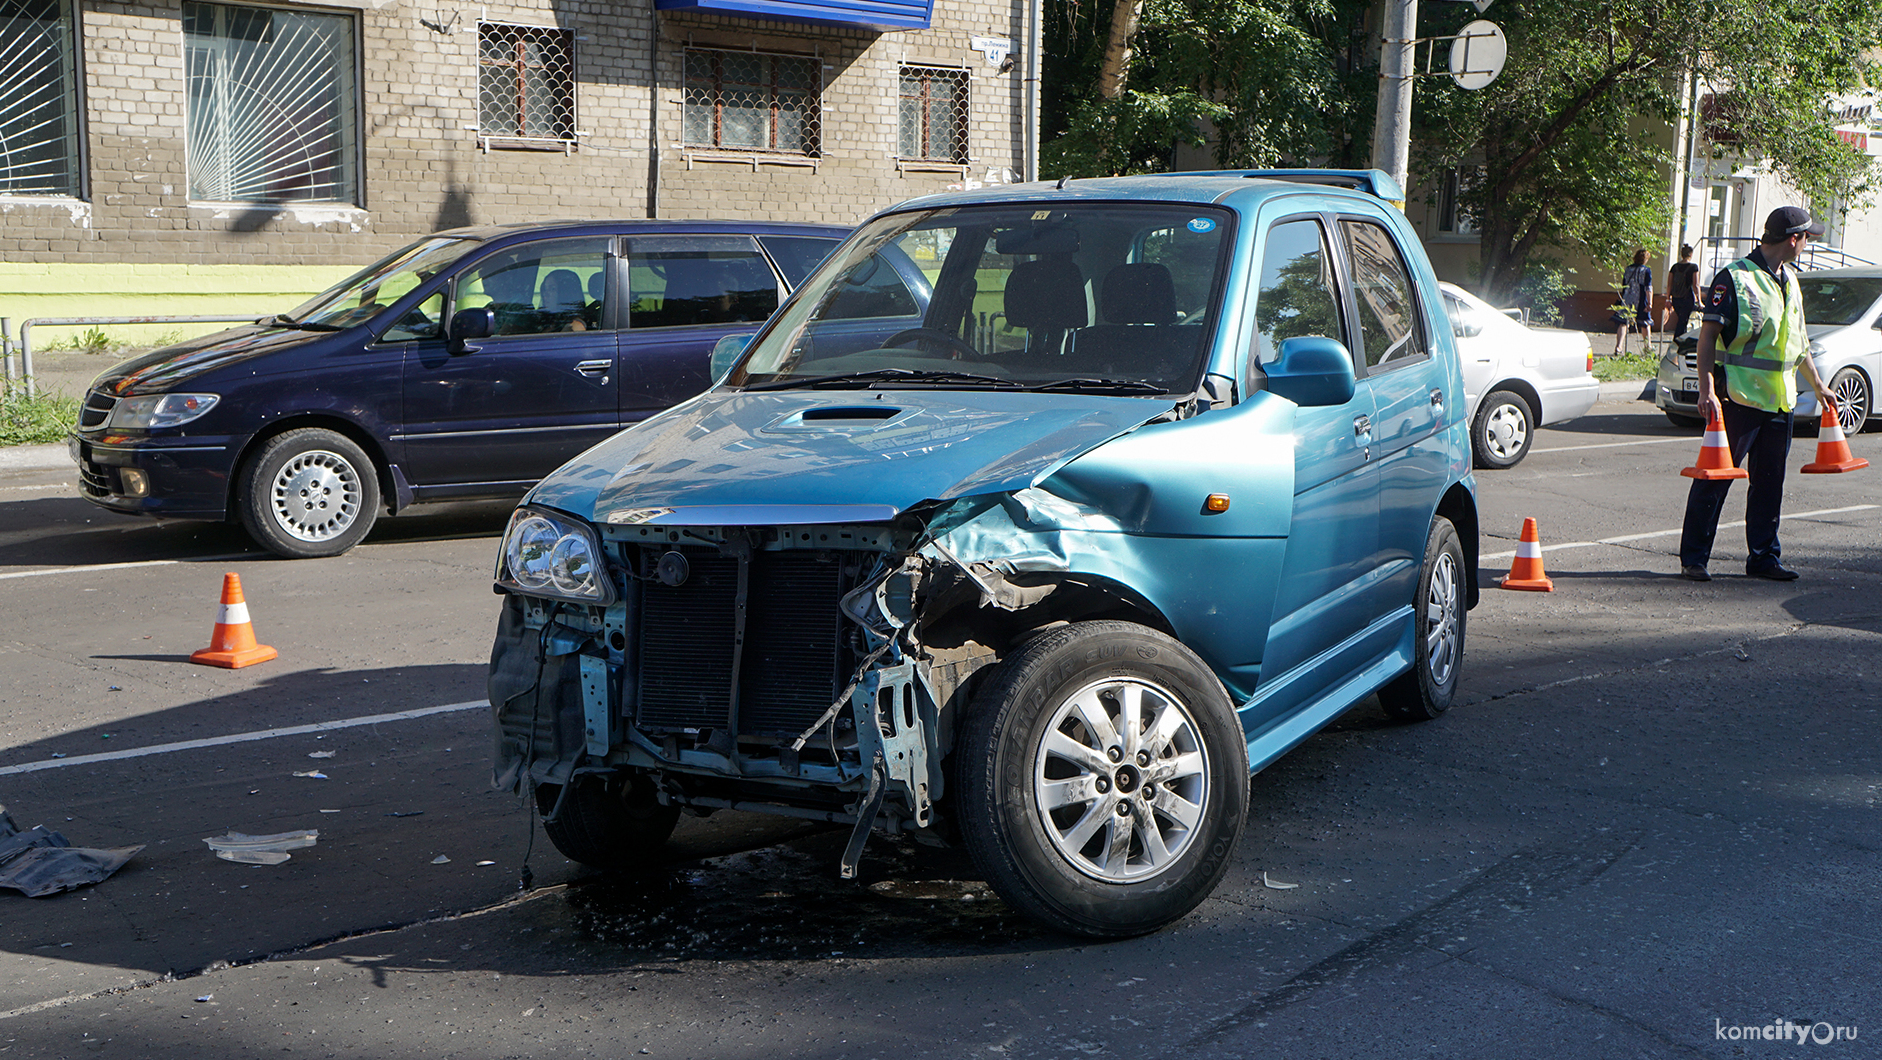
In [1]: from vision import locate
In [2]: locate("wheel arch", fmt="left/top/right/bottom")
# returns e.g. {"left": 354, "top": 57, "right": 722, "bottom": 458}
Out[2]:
{"left": 226, "top": 414, "right": 394, "bottom": 518}
{"left": 1474, "top": 377, "right": 1543, "bottom": 424}
{"left": 1436, "top": 482, "right": 1480, "bottom": 609}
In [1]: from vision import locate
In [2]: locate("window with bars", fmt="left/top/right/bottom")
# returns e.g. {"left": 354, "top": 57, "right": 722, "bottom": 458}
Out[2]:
{"left": 478, "top": 22, "right": 575, "bottom": 145}
{"left": 898, "top": 65, "right": 968, "bottom": 163}
{"left": 184, "top": 2, "right": 358, "bottom": 204}
{"left": 0, "top": 0, "right": 81, "bottom": 197}
{"left": 683, "top": 48, "right": 820, "bottom": 156}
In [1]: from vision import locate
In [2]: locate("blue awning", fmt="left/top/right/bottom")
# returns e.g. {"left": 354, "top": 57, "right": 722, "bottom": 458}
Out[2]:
{"left": 655, "top": 0, "right": 932, "bottom": 31}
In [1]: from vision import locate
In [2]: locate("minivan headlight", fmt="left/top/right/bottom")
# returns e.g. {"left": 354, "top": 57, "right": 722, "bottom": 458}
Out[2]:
{"left": 109, "top": 393, "right": 220, "bottom": 429}
{"left": 496, "top": 507, "right": 613, "bottom": 604}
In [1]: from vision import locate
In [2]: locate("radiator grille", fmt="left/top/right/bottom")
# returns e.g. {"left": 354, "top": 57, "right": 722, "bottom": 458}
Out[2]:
{"left": 632, "top": 544, "right": 850, "bottom": 738}
{"left": 636, "top": 547, "right": 738, "bottom": 732}
{"left": 79, "top": 390, "right": 116, "bottom": 431}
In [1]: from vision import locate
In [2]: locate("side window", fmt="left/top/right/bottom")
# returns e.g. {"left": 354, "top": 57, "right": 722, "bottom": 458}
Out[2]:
{"left": 758, "top": 236, "right": 840, "bottom": 287}
{"left": 627, "top": 236, "right": 781, "bottom": 329}
{"left": 1252, "top": 219, "right": 1342, "bottom": 365}
{"left": 382, "top": 292, "right": 445, "bottom": 341}
{"left": 1340, "top": 220, "right": 1428, "bottom": 368}
{"left": 455, "top": 237, "right": 610, "bottom": 336}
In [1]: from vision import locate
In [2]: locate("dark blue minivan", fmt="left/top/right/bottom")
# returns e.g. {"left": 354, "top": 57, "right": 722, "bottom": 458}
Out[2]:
{"left": 70, "top": 220, "right": 848, "bottom": 557}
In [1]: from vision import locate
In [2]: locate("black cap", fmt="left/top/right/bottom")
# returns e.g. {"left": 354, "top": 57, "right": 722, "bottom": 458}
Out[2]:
{"left": 1764, "top": 205, "right": 1826, "bottom": 240}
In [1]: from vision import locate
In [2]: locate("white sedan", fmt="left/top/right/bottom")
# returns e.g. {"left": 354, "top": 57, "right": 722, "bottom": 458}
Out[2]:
{"left": 1440, "top": 281, "right": 1601, "bottom": 469}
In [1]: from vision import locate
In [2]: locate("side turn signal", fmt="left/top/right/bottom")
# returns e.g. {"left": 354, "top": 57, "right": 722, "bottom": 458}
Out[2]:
{"left": 1204, "top": 493, "right": 1231, "bottom": 513}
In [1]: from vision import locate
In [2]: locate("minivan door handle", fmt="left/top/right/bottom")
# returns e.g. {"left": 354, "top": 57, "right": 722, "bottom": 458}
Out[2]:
{"left": 1353, "top": 415, "right": 1373, "bottom": 437}
{"left": 1429, "top": 388, "right": 1444, "bottom": 409}
{"left": 575, "top": 359, "right": 612, "bottom": 378}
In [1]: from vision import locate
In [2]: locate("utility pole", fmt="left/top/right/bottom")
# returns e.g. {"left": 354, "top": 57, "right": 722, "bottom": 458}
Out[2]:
{"left": 1370, "top": 0, "right": 1418, "bottom": 189}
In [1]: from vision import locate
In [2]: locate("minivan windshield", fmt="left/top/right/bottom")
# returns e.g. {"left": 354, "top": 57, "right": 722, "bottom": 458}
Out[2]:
{"left": 733, "top": 203, "right": 1232, "bottom": 395}
{"left": 280, "top": 236, "right": 481, "bottom": 329}
{"left": 1800, "top": 276, "right": 1882, "bottom": 327}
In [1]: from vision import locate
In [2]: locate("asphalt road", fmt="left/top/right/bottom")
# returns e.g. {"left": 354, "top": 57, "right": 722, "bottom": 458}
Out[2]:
{"left": 1, "top": 387, "right": 1877, "bottom": 1059}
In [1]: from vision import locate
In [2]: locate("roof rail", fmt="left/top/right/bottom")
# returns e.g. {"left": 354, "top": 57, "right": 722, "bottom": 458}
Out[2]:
{"left": 1152, "top": 168, "right": 1407, "bottom": 208}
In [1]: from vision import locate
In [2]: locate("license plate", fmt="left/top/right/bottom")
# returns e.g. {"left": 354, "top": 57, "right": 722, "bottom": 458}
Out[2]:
{"left": 1681, "top": 378, "right": 1698, "bottom": 393}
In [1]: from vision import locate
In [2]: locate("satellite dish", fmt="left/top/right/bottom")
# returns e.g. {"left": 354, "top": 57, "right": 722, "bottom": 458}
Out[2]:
{"left": 1449, "top": 20, "right": 1506, "bottom": 90}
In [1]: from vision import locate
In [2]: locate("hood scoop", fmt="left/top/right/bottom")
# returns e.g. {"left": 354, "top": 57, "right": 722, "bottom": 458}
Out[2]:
{"left": 766, "top": 405, "right": 908, "bottom": 432}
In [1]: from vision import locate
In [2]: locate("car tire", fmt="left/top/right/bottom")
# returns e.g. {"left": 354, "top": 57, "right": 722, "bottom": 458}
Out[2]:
{"left": 536, "top": 771, "right": 681, "bottom": 873}
{"left": 1829, "top": 367, "right": 1870, "bottom": 434}
{"left": 1377, "top": 517, "right": 1466, "bottom": 722}
{"left": 236, "top": 428, "right": 382, "bottom": 559}
{"left": 1664, "top": 411, "right": 1704, "bottom": 429}
{"left": 955, "top": 620, "right": 1247, "bottom": 938}
{"left": 1471, "top": 390, "right": 1534, "bottom": 469}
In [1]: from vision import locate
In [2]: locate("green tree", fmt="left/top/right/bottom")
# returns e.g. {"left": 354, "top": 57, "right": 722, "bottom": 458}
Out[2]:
{"left": 1042, "top": 0, "right": 1378, "bottom": 177}
{"left": 1416, "top": 0, "right": 1882, "bottom": 303}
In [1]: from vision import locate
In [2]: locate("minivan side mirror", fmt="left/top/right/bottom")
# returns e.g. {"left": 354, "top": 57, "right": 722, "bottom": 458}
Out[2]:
{"left": 447, "top": 307, "right": 495, "bottom": 355}
{"left": 1266, "top": 336, "right": 1357, "bottom": 407}
{"left": 710, "top": 332, "right": 757, "bottom": 383}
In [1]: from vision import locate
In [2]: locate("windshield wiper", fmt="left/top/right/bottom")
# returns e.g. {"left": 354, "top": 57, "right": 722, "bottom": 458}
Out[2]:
{"left": 1020, "top": 377, "right": 1169, "bottom": 395}
{"left": 262, "top": 314, "right": 344, "bottom": 332}
{"left": 747, "top": 368, "right": 1021, "bottom": 390}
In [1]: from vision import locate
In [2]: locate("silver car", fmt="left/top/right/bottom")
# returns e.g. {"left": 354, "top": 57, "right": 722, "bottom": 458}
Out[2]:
{"left": 1655, "top": 266, "right": 1882, "bottom": 432}
{"left": 1440, "top": 282, "right": 1601, "bottom": 468}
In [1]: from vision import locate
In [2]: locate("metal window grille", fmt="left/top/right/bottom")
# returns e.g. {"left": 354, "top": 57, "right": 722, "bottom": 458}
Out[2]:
{"left": 478, "top": 22, "right": 575, "bottom": 145}
{"left": 183, "top": 2, "right": 358, "bottom": 204}
{"left": 898, "top": 65, "right": 968, "bottom": 163}
{"left": 0, "top": 0, "right": 80, "bottom": 196}
{"left": 682, "top": 47, "right": 820, "bottom": 156}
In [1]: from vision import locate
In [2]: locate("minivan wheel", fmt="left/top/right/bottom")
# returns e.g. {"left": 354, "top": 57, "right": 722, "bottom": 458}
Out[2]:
{"left": 1829, "top": 367, "right": 1870, "bottom": 434}
{"left": 956, "top": 621, "right": 1247, "bottom": 938}
{"left": 536, "top": 772, "right": 680, "bottom": 873}
{"left": 1378, "top": 517, "right": 1466, "bottom": 722}
{"left": 236, "top": 428, "right": 381, "bottom": 559}
{"left": 1471, "top": 389, "right": 1534, "bottom": 469}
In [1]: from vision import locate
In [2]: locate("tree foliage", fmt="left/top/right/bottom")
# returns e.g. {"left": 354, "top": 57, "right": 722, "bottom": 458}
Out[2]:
{"left": 1416, "top": 0, "right": 1882, "bottom": 301}
{"left": 1042, "top": 0, "right": 1378, "bottom": 177}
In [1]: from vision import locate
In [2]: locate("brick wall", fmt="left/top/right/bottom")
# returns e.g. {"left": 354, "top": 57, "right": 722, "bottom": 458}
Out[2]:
{"left": 0, "top": 0, "right": 1027, "bottom": 269}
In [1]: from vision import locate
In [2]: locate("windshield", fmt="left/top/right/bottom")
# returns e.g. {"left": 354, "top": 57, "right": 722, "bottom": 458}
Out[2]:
{"left": 281, "top": 236, "right": 481, "bottom": 329}
{"left": 1800, "top": 276, "right": 1882, "bottom": 326}
{"left": 732, "top": 203, "right": 1232, "bottom": 394}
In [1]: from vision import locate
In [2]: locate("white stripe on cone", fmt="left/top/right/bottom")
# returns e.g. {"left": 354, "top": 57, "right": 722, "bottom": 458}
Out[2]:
{"left": 217, "top": 601, "right": 250, "bottom": 626}
{"left": 1703, "top": 428, "right": 1730, "bottom": 448}
{"left": 1822, "top": 418, "right": 1848, "bottom": 443}
{"left": 1517, "top": 539, "right": 1542, "bottom": 559}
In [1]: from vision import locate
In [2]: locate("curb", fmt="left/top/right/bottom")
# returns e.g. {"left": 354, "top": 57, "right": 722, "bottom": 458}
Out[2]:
{"left": 0, "top": 444, "right": 71, "bottom": 472}
{"left": 1598, "top": 379, "right": 1655, "bottom": 402}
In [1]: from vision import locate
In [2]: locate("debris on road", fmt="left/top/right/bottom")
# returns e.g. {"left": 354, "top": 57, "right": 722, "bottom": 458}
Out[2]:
{"left": 291, "top": 770, "right": 328, "bottom": 779}
{"left": 1261, "top": 872, "right": 1300, "bottom": 890}
{"left": 0, "top": 805, "right": 144, "bottom": 897}
{"left": 307, "top": 751, "right": 336, "bottom": 759}
{"left": 386, "top": 811, "right": 424, "bottom": 818}
{"left": 431, "top": 855, "right": 451, "bottom": 864}
{"left": 204, "top": 829, "right": 319, "bottom": 866}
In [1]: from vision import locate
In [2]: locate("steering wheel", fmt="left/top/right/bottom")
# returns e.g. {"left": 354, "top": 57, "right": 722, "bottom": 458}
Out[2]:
{"left": 885, "top": 327, "right": 979, "bottom": 360}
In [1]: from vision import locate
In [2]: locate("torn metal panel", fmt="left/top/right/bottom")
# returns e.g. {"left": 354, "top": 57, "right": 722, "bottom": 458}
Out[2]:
{"left": 0, "top": 809, "right": 142, "bottom": 897}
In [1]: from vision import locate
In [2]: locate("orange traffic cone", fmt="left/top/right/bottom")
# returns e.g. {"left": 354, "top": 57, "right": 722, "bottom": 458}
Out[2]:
{"left": 190, "top": 573, "right": 277, "bottom": 669}
{"left": 1498, "top": 517, "right": 1555, "bottom": 592}
{"left": 1681, "top": 409, "right": 1748, "bottom": 480}
{"left": 1802, "top": 406, "right": 1869, "bottom": 473}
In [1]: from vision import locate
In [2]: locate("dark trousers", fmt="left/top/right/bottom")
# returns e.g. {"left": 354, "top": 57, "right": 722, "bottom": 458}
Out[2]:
{"left": 1680, "top": 400, "right": 1793, "bottom": 572}
{"left": 1671, "top": 297, "right": 1697, "bottom": 336}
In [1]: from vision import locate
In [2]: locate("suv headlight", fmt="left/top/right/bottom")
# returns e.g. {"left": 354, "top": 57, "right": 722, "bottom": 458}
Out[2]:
{"left": 496, "top": 507, "right": 614, "bottom": 604}
{"left": 109, "top": 393, "right": 219, "bottom": 429}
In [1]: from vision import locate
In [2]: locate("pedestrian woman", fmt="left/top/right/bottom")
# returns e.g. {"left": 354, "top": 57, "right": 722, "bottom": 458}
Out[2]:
{"left": 1666, "top": 244, "right": 1701, "bottom": 336}
{"left": 1614, "top": 248, "right": 1654, "bottom": 355}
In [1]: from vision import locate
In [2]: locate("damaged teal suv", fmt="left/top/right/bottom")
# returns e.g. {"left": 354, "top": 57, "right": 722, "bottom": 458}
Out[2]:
{"left": 488, "top": 170, "right": 1480, "bottom": 937}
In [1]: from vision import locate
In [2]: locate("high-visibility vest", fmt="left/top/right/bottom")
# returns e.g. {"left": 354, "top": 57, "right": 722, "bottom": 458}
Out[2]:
{"left": 1719, "top": 256, "right": 1806, "bottom": 412}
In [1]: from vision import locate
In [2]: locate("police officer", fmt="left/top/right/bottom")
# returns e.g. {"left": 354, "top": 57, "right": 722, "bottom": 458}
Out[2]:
{"left": 1679, "top": 206, "right": 1837, "bottom": 582}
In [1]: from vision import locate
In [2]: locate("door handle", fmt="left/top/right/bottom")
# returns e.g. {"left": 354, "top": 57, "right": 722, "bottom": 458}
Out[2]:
{"left": 1429, "top": 388, "right": 1444, "bottom": 408}
{"left": 1353, "top": 415, "right": 1373, "bottom": 437}
{"left": 575, "top": 359, "right": 612, "bottom": 377}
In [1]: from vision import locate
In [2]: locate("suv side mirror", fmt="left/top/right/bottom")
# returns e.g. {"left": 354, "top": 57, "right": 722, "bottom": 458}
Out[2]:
{"left": 1267, "top": 336, "right": 1357, "bottom": 407}
{"left": 710, "top": 332, "right": 757, "bottom": 383}
{"left": 447, "top": 307, "right": 495, "bottom": 355}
